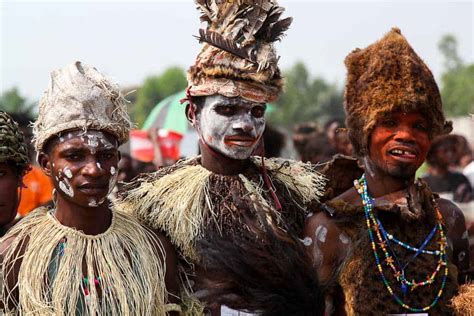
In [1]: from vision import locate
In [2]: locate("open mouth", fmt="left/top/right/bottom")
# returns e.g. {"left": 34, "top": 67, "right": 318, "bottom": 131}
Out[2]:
{"left": 387, "top": 147, "right": 418, "bottom": 161}
{"left": 224, "top": 136, "right": 257, "bottom": 147}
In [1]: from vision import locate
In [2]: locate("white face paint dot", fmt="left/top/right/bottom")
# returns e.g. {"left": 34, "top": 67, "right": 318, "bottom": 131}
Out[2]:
{"left": 302, "top": 237, "right": 313, "bottom": 246}
{"left": 63, "top": 168, "right": 73, "bottom": 179}
{"left": 458, "top": 251, "right": 466, "bottom": 262}
{"left": 339, "top": 232, "right": 350, "bottom": 244}
{"left": 315, "top": 225, "right": 328, "bottom": 243}
{"left": 96, "top": 162, "right": 102, "bottom": 169}
{"left": 88, "top": 199, "right": 99, "bottom": 207}
{"left": 110, "top": 166, "right": 116, "bottom": 175}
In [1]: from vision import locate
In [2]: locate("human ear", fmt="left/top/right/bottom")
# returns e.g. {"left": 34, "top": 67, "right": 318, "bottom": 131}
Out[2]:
{"left": 186, "top": 104, "right": 197, "bottom": 126}
{"left": 38, "top": 152, "right": 53, "bottom": 177}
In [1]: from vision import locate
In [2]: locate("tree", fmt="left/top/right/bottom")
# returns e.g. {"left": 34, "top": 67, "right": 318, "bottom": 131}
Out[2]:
{"left": 0, "top": 88, "right": 36, "bottom": 117}
{"left": 438, "top": 34, "right": 474, "bottom": 116}
{"left": 132, "top": 66, "right": 187, "bottom": 127}
{"left": 269, "top": 62, "right": 344, "bottom": 128}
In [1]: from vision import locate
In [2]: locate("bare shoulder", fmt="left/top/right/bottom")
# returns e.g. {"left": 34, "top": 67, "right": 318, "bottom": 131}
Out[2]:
{"left": 436, "top": 197, "right": 466, "bottom": 233}
{"left": 304, "top": 208, "right": 351, "bottom": 282}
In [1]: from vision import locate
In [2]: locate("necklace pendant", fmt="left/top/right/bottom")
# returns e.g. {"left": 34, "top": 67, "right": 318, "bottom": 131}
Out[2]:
{"left": 401, "top": 282, "right": 408, "bottom": 294}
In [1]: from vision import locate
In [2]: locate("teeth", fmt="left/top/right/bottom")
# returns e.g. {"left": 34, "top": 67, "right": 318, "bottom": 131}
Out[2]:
{"left": 392, "top": 149, "right": 403, "bottom": 155}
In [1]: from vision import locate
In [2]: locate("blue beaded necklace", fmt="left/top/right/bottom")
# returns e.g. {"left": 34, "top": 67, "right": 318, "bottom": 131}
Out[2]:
{"left": 354, "top": 174, "right": 448, "bottom": 312}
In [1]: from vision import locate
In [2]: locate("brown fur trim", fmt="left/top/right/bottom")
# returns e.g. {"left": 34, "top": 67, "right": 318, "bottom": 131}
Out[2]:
{"left": 330, "top": 182, "right": 459, "bottom": 314}
{"left": 344, "top": 27, "right": 452, "bottom": 157}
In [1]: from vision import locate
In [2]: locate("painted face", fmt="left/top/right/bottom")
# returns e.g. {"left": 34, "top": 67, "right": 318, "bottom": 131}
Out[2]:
{"left": 45, "top": 130, "right": 119, "bottom": 208}
{"left": 367, "top": 111, "right": 431, "bottom": 180}
{"left": 195, "top": 95, "right": 266, "bottom": 160}
{"left": 0, "top": 162, "right": 20, "bottom": 226}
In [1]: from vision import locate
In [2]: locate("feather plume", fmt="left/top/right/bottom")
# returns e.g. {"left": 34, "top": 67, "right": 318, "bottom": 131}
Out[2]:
{"left": 193, "top": 0, "right": 292, "bottom": 68}
{"left": 195, "top": 29, "right": 252, "bottom": 62}
{"left": 267, "top": 17, "right": 293, "bottom": 42}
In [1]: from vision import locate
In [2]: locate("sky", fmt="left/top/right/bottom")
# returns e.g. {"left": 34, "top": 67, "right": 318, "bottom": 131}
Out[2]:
{"left": 1, "top": 0, "right": 473, "bottom": 101}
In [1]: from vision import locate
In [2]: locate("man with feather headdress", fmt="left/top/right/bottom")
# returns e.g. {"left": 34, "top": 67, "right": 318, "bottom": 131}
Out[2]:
{"left": 119, "top": 1, "right": 326, "bottom": 315}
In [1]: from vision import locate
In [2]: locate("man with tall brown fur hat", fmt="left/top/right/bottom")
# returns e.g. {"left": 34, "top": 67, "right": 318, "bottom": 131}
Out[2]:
{"left": 304, "top": 28, "right": 470, "bottom": 315}
{"left": 119, "top": 1, "right": 326, "bottom": 314}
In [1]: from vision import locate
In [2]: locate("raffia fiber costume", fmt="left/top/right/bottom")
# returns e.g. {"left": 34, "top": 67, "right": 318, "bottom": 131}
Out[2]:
{"left": 119, "top": 1, "right": 326, "bottom": 314}
{"left": 318, "top": 28, "right": 461, "bottom": 315}
{"left": 0, "top": 62, "right": 169, "bottom": 315}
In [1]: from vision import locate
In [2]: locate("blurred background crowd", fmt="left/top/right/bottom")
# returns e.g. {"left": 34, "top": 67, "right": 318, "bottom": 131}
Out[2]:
{"left": 1, "top": 0, "right": 473, "bottom": 265}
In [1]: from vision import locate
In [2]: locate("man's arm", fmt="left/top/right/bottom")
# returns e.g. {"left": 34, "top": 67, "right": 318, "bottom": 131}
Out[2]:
{"left": 304, "top": 210, "right": 351, "bottom": 315}
{"left": 149, "top": 230, "right": 181, "bottom": 315}
{"left": 0, "top": 235, "right": 23, "bottom": 312}
{"left": 437, "top": 198, "right": 471, "bottom": 283}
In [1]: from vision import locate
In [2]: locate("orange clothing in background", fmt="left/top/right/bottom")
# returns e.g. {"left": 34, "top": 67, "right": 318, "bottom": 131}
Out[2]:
{"left": 18, "top": 165, "right": 53, "bottom": 216}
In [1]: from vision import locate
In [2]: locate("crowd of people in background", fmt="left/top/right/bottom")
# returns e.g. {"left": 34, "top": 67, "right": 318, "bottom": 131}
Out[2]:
{"left": 8, "top": 113, "right": 473, "bottom": 221}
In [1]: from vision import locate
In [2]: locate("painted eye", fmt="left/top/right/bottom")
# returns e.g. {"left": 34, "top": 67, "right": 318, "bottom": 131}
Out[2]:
{"left": 251, "top": 106, "right": 265, "bottom": 118}
{"left": 216, "top": 106, "right": 235, "bottom": 116}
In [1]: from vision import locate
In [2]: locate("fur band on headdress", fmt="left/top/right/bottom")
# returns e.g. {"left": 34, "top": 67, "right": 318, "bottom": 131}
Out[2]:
{"left": 0, "top": 111, "right": 29, "bottom": 174}
{"left": 344, "top": 27, "right": 452, "bottom": 157}
{"left": 33, "top": 61, "right": 132, "bottom": 151}
{"left": 187, "top": 0, "right": 292, "bottom": 103}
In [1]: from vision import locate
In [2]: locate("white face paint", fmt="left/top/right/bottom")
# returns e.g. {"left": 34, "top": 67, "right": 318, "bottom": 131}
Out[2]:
{"left": 63, "top": 167, "right": 73, "bottom": 179}
{"left": 196, "top": 95, "right": 266, "bottom": 160}
{"left": 52, "top": 130, "right": 119, "bottom": 208}
{"left": 59, "top": 178, "right": 74, "bottom": 197}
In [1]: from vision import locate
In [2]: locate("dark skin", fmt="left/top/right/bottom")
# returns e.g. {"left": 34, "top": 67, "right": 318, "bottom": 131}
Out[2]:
{"left": 0, "top": 130, "right": 180, "bottom": 313}
{"left": 0, "top": 162, "right": 22, "bottom": 235}
{"left": 184, "top": 97, "right": 267, "bottom": 315}
{"left": 304, "top": 111, "right": 470, "bottom": 315}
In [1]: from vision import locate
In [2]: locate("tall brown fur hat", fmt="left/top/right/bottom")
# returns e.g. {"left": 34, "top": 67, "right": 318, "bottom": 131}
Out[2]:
{"left": 344, "top": 27, "right": 452, "bottom": 157}
{"left": 187, "top": 0, "right": 292, "bottom": 103}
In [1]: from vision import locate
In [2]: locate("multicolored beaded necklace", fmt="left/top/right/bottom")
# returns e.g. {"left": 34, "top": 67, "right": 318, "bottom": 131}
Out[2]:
{"left": 354, "top": 174, "right": 448, "bottom": 312}
{"left": 57, "top": 241, "right": 102, "bottom": 296}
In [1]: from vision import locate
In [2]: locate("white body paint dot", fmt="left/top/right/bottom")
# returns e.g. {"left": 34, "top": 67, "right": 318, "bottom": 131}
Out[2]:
{"left": 302, "top": 237, "right": 313, "bottom": 246}
{"left": 339, "top": 232, "right": 350, "bottom": 244}
{"left": 110, "top": 166, "right": 116, "bottom": 175}
{"left": 315, "top": 225, "right": 328, "bottom": 243}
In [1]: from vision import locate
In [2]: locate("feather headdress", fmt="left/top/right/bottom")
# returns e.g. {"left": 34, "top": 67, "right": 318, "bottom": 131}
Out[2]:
{"left": 188, "top": 0, "right": 292, "bottom": 103}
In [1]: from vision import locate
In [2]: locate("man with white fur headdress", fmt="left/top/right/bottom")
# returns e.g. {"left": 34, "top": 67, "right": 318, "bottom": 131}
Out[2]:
{"left": 119, "top": 1, "right": 326, "bottom": 315}
{"left": 0, "top": 61, "right": 180, "bottom": 315}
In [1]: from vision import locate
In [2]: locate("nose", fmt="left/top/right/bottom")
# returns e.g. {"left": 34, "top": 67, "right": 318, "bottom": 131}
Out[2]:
{"left": 393, "top": 124, "right": 416, "bottom": 143}
{"left": 232, "top": 116, "right": 254, "bottom": 133}
{"left": 81, "top": 158, "right": 104, "bottom": 178}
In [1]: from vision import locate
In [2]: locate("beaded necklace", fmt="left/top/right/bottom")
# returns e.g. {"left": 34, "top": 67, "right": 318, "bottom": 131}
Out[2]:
{"left": 57, "top": 240, "right": 102, "bottom": 296}
{"left": 354, "top": 174, "right": 448, "bottom": 312}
